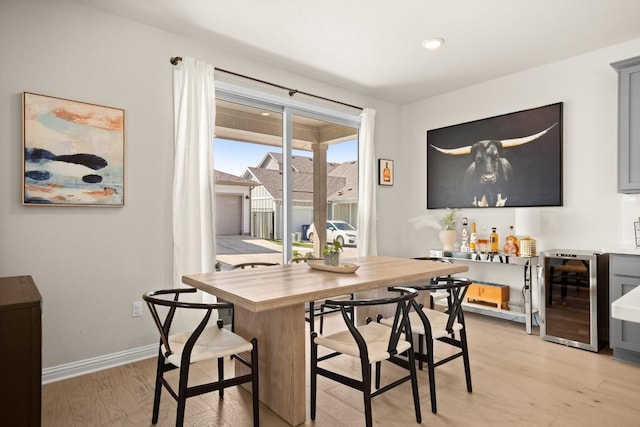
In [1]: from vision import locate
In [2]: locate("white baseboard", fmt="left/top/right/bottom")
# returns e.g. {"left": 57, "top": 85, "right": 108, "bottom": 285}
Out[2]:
{"left": 42, "top": 343, "right": 157, "bottom": 384}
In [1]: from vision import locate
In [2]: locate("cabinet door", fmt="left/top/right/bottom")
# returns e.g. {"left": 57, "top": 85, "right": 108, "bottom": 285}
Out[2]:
{"left": 610, "top": 256, "right": 640, "bottom": 353}
{"left": 612, "top": 56, "right": 640, "bottom": 193}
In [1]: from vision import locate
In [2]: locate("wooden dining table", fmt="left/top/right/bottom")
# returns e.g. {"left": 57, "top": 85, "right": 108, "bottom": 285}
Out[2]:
{"left": 182, "top": 255, "right": 468, "bottom": 426}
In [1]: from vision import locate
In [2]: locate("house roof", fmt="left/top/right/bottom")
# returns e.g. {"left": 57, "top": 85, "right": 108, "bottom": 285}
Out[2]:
{"left": 262, "top": 152, "right": 340, "bottom": 173}
{"left": 242, "top": 152, "right": 358, "bottom": 203}
{"left": 247, "top": 152, "right": 357, "bottom": 203}
{"left": 214, "top": 170, "right": 257, "bottom": 187}
{"left": 328, "top": 161, "right": 358, "bottom": 202}
{"left": 246, "top": 167, "right": 346, "bottom": 202}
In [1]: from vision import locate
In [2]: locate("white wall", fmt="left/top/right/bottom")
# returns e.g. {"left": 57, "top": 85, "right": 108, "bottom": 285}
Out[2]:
{"left": 6, "top": 0, "right": 637, "bottom": 371}
{"left": 398, "top": 38, "right": 640, "bottom": 297}
{"left": 400, "top": 38, "right": 640, "bottom": 258}
{"left": 0, "top": 0, "right": 401, "bottom": 369}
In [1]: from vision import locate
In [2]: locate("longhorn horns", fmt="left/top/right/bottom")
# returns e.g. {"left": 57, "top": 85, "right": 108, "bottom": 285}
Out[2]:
{"left": 430, "top": 122, "right": 558, "bottom": 155}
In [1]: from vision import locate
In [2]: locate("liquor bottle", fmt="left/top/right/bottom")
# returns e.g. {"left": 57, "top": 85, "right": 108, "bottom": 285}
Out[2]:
{"left": 503, "top": 225, "right": 520, "bottom": 256}
{"left": 469, "top": 222, "right": 477, "bottom": 252}
{"left": 490, "top": 227, "right": 499, "bottom": 254}
{"left": 383, "top": 162, "right": 391, "bottom": 183}
{"left": 460, "top": 217, "right": 470, "bottom": 252}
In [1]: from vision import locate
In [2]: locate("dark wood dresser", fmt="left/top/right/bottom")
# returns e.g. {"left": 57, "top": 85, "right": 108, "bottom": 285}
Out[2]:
{"left": 0, "top": 275, "right": 42, "bottom": 426}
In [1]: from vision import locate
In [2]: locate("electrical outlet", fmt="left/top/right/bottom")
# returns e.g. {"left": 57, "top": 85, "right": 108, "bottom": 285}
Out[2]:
{"left": 132, "top": 301, "right": 143, "bottom": 317}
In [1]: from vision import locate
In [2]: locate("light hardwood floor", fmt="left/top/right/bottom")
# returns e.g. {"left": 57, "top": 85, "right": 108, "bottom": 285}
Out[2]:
{"left": 42, "top": 312, "right": 640, "bottom": 426}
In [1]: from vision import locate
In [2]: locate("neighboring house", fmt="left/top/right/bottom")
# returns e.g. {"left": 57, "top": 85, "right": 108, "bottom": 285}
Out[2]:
{"left": 241, "top": 152, "right": 358, "bottom": 240}
{"left": 327, "top": 160, "right": 358, "bottom": 226}
{"left": 214, "top": 170, "right": 257, "bottom": 236}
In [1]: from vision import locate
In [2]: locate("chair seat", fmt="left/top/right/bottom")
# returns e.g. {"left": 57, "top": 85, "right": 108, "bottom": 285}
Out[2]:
{"left": 430, "top": 291, "right": 449, "bottom": 304}
{"left": 165, "top": 325, "right": 254, "bottom": 366}
{"left": 380, "top": 308, "right": 463, "bottom": 339}
{"left": 314, "top": 322, "right": 412, "bottom": 363}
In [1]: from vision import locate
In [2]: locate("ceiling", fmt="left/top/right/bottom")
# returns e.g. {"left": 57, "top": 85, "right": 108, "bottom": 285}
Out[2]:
{"left": 73, "top": 0, "right": 640, "bottom": 105}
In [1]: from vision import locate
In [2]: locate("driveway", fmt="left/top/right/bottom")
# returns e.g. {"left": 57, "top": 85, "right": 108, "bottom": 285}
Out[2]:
{"left": 216, "top": 235, "right": 357, "bottom": 269}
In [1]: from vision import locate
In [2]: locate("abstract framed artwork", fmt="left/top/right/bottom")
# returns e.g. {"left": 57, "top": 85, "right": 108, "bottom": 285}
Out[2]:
{"left": 426, "top": 102, "right": 563, "bottom": 209}
{"left": 378, "top": 159, "right": 394, "bottom": 186}
{"left": 22, "top": 92, "right": 125, "bottom": 206}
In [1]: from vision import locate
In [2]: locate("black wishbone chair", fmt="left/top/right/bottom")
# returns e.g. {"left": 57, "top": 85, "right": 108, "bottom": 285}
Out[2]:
{"left": 231, "top": 262, "right": 279, "bottom": 270}
{"left": 310, "top": 287, "right": 422, "bottom": 427}
{"left": 379, "top": 277, "right": 472, "bottom": 414}
{"left": 412, "top": 256, "right": 454, "bottom": 309}
{"left": 290, "top": 256, "right": 355, "bottom": 334}
{"left": 143, "top": 288, "right": 259, "bottom": 427}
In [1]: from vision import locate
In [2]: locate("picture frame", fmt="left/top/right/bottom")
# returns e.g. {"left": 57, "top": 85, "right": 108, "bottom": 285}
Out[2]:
{"left": 426, "top": 102, "right": 563, "bottom": 209}
{"left": 378, "top": 159, "right": 394, "bottom": 186}
{"left": 22, "top": 92, "right": 125, "bottom": 206}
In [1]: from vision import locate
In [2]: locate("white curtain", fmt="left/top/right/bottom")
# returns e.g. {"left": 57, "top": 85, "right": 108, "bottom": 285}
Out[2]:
{"left": 357, "top": 108, "right": 378, "bottom": 256}
{"left": 172, "top": 57, "right": 217, "bottom": 290}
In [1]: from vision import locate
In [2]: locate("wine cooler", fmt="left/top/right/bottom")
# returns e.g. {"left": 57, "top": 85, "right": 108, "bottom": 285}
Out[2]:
{"left": 541, "top": 250, "right": 609, "bottom": 352}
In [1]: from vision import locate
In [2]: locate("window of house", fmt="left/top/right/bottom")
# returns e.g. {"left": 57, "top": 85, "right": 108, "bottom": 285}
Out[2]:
{"left": 213, "top": 84, "right": 359, "bottom": 267}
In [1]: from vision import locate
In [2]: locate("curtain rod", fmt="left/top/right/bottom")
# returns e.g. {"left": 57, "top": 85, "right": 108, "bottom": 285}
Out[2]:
{"left": 170, "top": 56, "right": 363, "bottom": 111}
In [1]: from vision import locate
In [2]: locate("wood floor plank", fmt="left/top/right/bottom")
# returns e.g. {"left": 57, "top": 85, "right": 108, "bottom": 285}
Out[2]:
{"left": 42, "top": 312, "right": 640, "bottom": 426}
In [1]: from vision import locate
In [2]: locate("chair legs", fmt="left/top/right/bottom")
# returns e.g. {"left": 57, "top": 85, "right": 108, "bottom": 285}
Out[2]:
{"left": 425, "top": 333, "right": 437, "bottom": 414}
{"left": 218, "top": 357, "right": 224, "bottom": 397}
{"left": 415, "top": 329, "right": 473, "bottom": 414}
{"left": 250, "top": 338, "right": 260, "bottom": 427}
{"left": 460, "top": 330, "right": 473, "bottom": 392}
{"left": 310, "top": 332, "right": 318, "bottom": 420}
{"left": 319, "top": 303, "right": 325, "bottom": 334}
{"left": 361, "top": 363, "right": 373, "bottom": 427}
{"left": 407, "top": 342, "right": 422, "bottom": 424}
{"left": 176, "top": 361, "right": 190, "bottom": 427}
{"left": 312, "top": 333, "right": 421, "bottom": 426}
{"left": 151, "top": 350, "right": 165, "bottom": 424}
{"left": 151, "top": 342, "right": 260, "bottom": 427}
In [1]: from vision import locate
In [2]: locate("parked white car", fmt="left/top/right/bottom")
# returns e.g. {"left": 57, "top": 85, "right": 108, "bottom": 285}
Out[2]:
{"left": 306, "top": 220, "right": 358, "bottom": 247}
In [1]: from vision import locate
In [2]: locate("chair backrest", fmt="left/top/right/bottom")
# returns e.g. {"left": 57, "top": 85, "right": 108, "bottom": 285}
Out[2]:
{"left": 325, "top": 287, "right": 419, "bottom": 359}
{"left": 143, "top": 288, "right": 233, "bottom": 362}
{"left": 289, "top": 257, "right": 322, "bottom": 264}
{"left": 231, "top": 262, "right": 279, "bottom": 270}
{"left": 413, "top": 277, "right": 471, "bottom": 332}
{"left": 412, "top": 257, "right": 453, "bottom": 284}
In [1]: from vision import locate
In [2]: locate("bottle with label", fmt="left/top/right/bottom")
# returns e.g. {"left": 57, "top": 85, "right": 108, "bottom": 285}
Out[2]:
{"left": 469, "top": 222, "right": 477, "bottom": 252}
{"left": 383, "top": 162, "right": 391, "bottom": 183}
{"left": 490, "top": 227, "right": 499, "bottom": 254}
{"left": 503, "top": 225, "right": 520, "bottom": 256}
{"left": 460, "top": 217, "right": 470, "bottom": 252}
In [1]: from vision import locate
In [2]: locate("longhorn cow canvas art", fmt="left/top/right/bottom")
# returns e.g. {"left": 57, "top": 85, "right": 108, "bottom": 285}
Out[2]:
{"left": 22, "top": 92, "right": 125, "bottom": 206}
{"left": 427, "top": 102, "right": 563, "bottom": 209}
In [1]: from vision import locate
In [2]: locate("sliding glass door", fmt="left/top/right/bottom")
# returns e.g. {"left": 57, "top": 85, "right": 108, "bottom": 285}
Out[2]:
{"left": 213, "top": 87, "right": 359, "bottom": 267}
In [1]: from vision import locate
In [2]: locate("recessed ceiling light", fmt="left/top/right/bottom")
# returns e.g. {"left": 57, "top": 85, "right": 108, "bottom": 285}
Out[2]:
{"left": 421, "top": 37, "right": 445, "bottom": 50}
{"left": 261, "top": 112, "right": 270, "bottom": 116}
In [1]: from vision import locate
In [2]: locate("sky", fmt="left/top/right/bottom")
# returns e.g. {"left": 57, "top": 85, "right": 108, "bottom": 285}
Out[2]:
{"left": 214, "top": 138, "right": 357, "bottom": 176}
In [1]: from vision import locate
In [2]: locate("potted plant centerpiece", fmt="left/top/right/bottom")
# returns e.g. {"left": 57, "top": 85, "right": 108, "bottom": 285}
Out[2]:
{"left": 322, "top": 240, "right": 342, "bottom": 266}
{"left": 439, "top": 208, "right": 459, "bottom": 251}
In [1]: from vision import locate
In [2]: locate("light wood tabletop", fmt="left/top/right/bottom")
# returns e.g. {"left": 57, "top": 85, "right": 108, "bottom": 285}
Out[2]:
{"left": 182, "top": 255, "right": 468, "bottom": 426}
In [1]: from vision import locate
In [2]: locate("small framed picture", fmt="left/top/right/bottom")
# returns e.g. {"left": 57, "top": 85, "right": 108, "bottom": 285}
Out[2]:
{"left": 378, "top": 159, "right": 394, "bottom": 186}
{"left": 635, "top": 219, "right": 640, "bottom": 249}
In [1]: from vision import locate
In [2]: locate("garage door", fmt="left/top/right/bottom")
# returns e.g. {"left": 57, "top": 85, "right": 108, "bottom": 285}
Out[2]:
{"left": 216, "top": 194, "right": 242, "bottom": 235}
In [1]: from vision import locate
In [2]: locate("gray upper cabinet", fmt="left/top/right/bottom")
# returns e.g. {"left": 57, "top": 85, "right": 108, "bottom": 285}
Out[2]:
{"left": 612, "top": 56, "right": 640, "bottom": 193}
